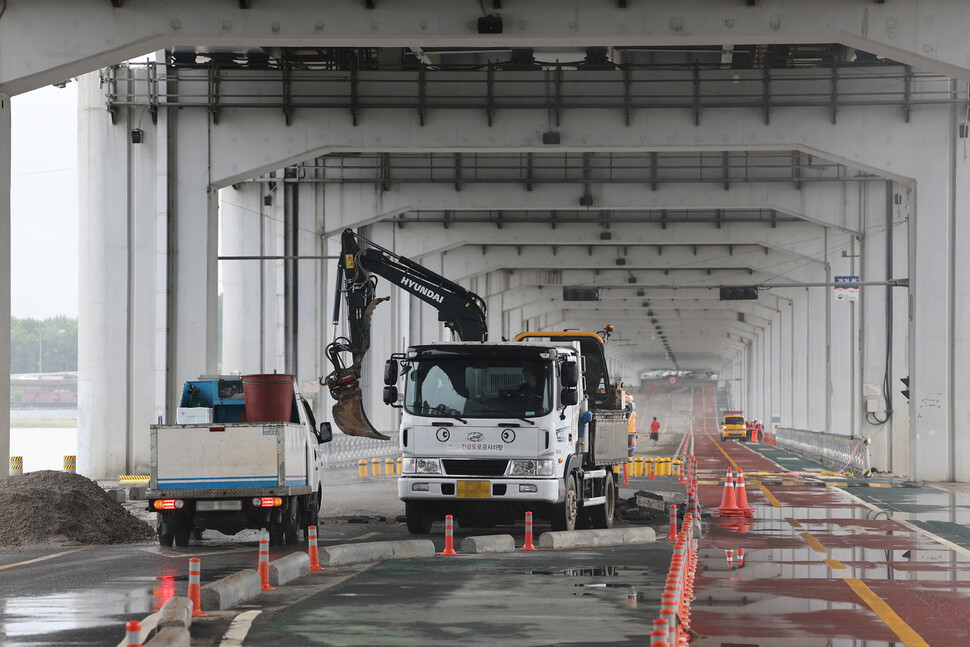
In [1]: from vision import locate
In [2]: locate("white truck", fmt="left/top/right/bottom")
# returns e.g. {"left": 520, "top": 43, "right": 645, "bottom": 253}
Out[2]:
{"left": 384, "top": 329, "right": 630, "bottom": 533}
{"left": 146, "top": 376, "right": 331, "bottom": 547}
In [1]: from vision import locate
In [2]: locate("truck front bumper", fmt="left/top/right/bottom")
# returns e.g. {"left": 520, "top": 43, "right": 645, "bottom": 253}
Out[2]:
{"left": 398, "top": 477, "right": 563, "bottom": 504}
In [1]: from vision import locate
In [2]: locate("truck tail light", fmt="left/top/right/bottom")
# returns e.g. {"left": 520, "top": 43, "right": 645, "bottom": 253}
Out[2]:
{"left": 251, "top": 497, "right": 283, "bottom": 508}
{"left": 152, "top": 499, "right": 184, "bottom": 510}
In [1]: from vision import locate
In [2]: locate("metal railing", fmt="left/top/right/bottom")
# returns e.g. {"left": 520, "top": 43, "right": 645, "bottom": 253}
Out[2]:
{"left": 773, "top": 427, "right": 870, "bottom": 475}
{"left": 319, "top": 433, "right": 399, "bottom": 471}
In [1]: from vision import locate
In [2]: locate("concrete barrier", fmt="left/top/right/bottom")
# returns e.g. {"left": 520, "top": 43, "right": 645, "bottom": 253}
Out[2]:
{"left": 201, "top": 568, "right": 261, "bottom": 611}
{"left": 144, "top": 626, "right": 191, "bottom": 647}
{"left": 156, "top": 596, "right": 193, "bottom": 629}
{"left": 390, "top": 539, "right": 436, "bottom": 559}
{"left": 320, "top": 539, "right": 435, "bottom": 566}
{"left": 269, "top": 552, "right": 311, "bottom": 586}
{"left": 537, "top": 527, "right": 657, "bottom": 550}
{"left": 459, "top": 534, "right": 516, "bottom": 554}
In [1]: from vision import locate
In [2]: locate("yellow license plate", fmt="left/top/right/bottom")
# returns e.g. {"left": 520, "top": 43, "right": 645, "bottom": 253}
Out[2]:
{"left": 456, "top": 480, "right": 490, "bottom": 498}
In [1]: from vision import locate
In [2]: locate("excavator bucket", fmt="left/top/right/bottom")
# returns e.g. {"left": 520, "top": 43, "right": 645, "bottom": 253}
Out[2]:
{"left": 331, "top": 386, "right": 391, "bottom": 441}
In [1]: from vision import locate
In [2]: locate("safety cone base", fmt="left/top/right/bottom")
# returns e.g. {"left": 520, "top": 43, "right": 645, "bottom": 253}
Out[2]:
{"left": 440, "top": 546, "right": 458, "bottom": 556}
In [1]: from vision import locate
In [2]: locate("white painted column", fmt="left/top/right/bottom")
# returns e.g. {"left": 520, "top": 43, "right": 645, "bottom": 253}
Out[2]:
{"left": 220, "top": 182, "right": 265, "bottom": 374}
{"left": 0, "top": 93, "right": 10, "bottom": 476}
{"left": 78, "top": 72, "right": 134, "bottom": 478}
{"left": 165, "top": 94, "right": 218, "bottom": 424}
{"left": 806, "top": 287, "right": 829, "bottom": 431}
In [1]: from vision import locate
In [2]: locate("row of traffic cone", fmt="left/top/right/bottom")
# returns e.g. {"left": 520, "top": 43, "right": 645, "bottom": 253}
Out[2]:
{"left": 649, "top": 511, "right": 699, "bottom": 646}
{"left": 713, "top": 467, "right": 754, "bottom": 518}
{"left": 725, "top": 548, "right": 746, "bottom": 569}
{"left": 125, "top": 525, "right": 329, "bottom": 641}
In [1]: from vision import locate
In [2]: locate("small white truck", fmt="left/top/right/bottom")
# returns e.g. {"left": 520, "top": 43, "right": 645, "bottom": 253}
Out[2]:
{"left": 146, "top": 376, "right": 331, "bottom": 547}
{"left": 385, "top": 329, "right": 630, "bottom": 534}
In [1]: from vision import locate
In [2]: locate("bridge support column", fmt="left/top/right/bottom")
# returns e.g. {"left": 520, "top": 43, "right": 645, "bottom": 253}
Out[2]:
{"left": 0, "top": 93, "right": 9, "bottom": 476}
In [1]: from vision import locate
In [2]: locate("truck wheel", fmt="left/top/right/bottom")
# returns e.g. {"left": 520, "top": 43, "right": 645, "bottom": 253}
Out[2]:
{"left": 588, "top": 474, "right": 615, "bottom": 530}
{"left": 158, "top": 531, "right": 174, "bottom": 547}
{"left": 174, "top": 530, "right": 190, "bottom": 548}
{"left": 551, "top": 476, "right": 578, "bottom": 532}
{"left": 405, "top": 501, "right": 433, "bottom": 534}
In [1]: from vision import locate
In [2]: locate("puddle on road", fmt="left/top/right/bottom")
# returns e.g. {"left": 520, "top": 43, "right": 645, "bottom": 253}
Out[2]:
{"left": 2, "top": 589, "right": 154, "bottom": 637}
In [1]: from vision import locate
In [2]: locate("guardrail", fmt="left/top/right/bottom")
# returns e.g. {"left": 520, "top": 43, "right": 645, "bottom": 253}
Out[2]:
{"left": 319, "top": 433, "right": 399, "bottom": 471}
{"left": 773, "top": 427, "right": 870, "bottom": 475}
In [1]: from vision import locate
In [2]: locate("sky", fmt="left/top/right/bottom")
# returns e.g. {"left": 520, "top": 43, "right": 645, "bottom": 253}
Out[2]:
{"left": 10, "top": 83, "right": 79, "bottom": 320}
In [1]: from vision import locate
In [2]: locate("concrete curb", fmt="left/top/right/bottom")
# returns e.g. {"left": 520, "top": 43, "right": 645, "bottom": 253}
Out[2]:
{"left": 269, "top": 552, "right": 310, "bottom": 586}
{"left": 321, "top": 539, "right": 435, "bottom": 565}
{"left": 537, "top": 526, "right": 657, "bottom": 550}
{"left": 201, "top": 568, "right": 261, "bottom": 611}
{"left": 156, "top": 596, "right": 193, "bottom": 629}
{"left": 460, "top": 534, "right": 516, "bottom": 554}
{"left": 144, "top": 626, "right": 191, "bottom": 647}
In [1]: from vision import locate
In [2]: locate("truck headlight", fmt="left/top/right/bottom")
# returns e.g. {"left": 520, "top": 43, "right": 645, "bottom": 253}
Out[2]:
{"left": 508, "top": 459, "right": 554, "bottom": 477}
{"left": 414, "top": 458, "right": 441, "bottom": 474}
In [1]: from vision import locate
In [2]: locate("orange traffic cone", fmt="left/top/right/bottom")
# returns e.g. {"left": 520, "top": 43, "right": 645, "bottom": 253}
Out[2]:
{"left": 737, "top": 548, "right": 746, "bottom": 567}
{"left": 734, "top": 469, "right": 754, "bottom": 518}
{"left": 521, "top": 511, "right": 537, "bottom": 551}
{"left": 187, "top": 558, "right": 207, "bottom": 617}
{"left": 440, "top": 515, "right": 458, "bottom": 556}
{"left": 725, "top": 548, "right": 734, "bottom": 569}
{"left": 713, "top": 469, "right": 743, "bottom": 517}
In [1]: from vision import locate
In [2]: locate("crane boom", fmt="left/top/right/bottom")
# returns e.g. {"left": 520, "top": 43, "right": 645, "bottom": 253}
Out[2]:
{"left": 324, "top": 229, "right": 488, "bottom": 439}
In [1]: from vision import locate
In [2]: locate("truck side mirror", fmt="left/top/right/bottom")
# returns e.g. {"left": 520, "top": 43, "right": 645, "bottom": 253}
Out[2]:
{"left": 318, "top": 421, "right": 333, "bottom": 444}
{"left": 560, "top": 388, "right": 579, "bottom": 406}
{"left": 383, "top": 385, "right": 399, "bottom": 405}
{"left": 384, "top": 360, "right": 399, "bottom": 385}
{"left": 561, "top": 361, "right": 579, "bottom": 388}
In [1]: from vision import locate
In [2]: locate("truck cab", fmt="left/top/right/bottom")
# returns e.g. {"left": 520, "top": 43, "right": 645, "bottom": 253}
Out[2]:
{"left": 391, "top": 340, "right": 625, "bottom": 534}
{"left": 720, "top": 411, "right": 747, "bottom": 442}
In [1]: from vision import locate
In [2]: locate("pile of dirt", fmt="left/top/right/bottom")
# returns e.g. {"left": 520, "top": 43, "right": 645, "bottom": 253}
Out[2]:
{"left": 0, "top": 470, "right": 156, "bottom": 546}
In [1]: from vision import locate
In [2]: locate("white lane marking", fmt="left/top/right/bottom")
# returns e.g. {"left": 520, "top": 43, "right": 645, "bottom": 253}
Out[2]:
{"left": 219, "top": 610, "right": 263, "bottom": 646}
{"left": 138, "top": 545, "right": 257, "bottom": 559}
{"left": 837, "top": 487, "right": 970, "bottom": 558}
{"left": 115, "top": 611, "right": 159, "bottom": 647}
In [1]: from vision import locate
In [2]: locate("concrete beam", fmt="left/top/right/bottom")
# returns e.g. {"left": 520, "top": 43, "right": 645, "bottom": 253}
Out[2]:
{"left": 4, "top": 1, "right": 968, "bottom": 93}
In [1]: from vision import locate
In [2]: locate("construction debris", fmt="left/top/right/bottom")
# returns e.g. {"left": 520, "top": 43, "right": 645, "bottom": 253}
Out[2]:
{"left": 0, "top": 470, "right": 155, "bottom": 546}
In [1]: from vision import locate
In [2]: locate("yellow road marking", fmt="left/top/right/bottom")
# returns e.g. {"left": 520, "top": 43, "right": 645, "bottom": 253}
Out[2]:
{"left": 869, "top": 483, "right": 892, "bottom": 488}
{"left": 711, "top": 437, "right": 739, "bottom": 471}
{"left": 784, "top": 517, "right": 803, "bottom": 529}
{"left": 843, "top": 578, "right": 930, "bottom": 647}
{"left": 800, "top": 532, "right": 828, "bottom": 554}
{"left": 0, "top": 546, "right": 92, "bottom": 571}
{"left": 826, "top": 559, "right": 847, "bottom": 570}
{"left": 758, "top": 484, "right": 782, "bottom": 508}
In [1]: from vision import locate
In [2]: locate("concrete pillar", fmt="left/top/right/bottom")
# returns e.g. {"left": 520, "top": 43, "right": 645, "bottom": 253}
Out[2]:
{"left": 78, "top": 72, "right": 134, "bottom": 477}
{"left": 158, "top": 80, "right": 218, "bottom": 426}
{"left": 0, "top": 93, "right": 9, "bottom": 476}
{"left": 220, "top": 182, "right": 264, "bottom": 374}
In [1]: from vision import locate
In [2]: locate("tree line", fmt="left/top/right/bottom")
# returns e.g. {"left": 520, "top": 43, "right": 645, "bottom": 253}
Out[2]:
{"left": 10, "top": 316, "right": 78, "bottom": 374}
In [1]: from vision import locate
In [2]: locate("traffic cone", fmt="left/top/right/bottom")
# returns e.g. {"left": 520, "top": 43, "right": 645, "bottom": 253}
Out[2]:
{"left": 441, "top": 515, "right": 458, "bottom": 556}
{"left": 714, "top": 468, "right": 743, "bottom": 518}
{"left": 187, "top": 557, "right": 207, "bottom": 617}
{"left": 258, "top": 536, "right": 274, "bottom": 591}
{"left": 308, "top": 525, "right": 324, "bottom": 571}
{"left": 665, "top": 504, "right": 678, "bottom": 541}
{"left": 726, "top": 548, "right": 734, "bottom": 569}
{"left": 735, "top": 469, "right": 754, "bottom": 518}
{"left": 125, "top": 620, "right": 142, "bottom": 647}
{"left": 737, "top": 548, "right": 746, "bottom": 567}
{"left": 521, "top": 511, "right": 537, "bottom": 551}
{"left": 622, "top": 461, "right": 630, "bottom": 486}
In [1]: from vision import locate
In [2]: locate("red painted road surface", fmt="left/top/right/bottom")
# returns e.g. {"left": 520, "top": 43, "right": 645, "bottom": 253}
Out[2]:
{"left": 687, "top": 385, "right": 970, "bottom": 647}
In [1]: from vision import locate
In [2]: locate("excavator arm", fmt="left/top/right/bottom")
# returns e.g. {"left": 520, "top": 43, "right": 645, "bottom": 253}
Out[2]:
{"left": 323, "top": 229, "right": 488, "bottom": 439}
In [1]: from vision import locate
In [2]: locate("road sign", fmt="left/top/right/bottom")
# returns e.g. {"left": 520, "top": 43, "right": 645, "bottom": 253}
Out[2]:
{"left": 834, "top": 275, "right": 860, "bottom": 302}
{"left": 668, "top": 376, "right": 678, "bottom": 385}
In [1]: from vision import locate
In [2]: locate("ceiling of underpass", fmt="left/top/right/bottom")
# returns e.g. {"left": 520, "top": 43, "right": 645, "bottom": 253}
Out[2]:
{"left": 100, "top": 32, "right": 933, "bottom": 375}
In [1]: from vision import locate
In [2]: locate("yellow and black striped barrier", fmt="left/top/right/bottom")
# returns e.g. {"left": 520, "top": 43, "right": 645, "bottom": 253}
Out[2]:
{"left": 119, "top": 475, "right": 150, "bottom": 485}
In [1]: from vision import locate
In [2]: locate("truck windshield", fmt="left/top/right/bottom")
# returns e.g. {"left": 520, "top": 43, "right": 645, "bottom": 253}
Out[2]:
{"left": 405, "top": 359, "right": 552, "bottom": 419}
{"left": 724, "top": 416, "right": 744, "bottom": 425}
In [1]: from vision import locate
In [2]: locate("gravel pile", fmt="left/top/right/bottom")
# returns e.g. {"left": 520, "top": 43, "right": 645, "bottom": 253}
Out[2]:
{"left": 0, "top": 470, "right": 156, "bottom": 546}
